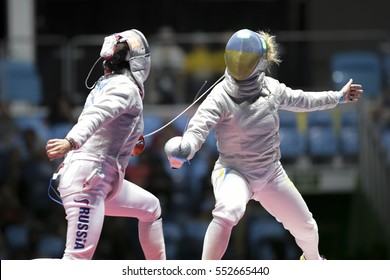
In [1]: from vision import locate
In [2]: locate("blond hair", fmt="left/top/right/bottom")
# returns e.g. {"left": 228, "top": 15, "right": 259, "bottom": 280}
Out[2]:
{"left": 258, "top": 30, "right": 281, "bottom": 68}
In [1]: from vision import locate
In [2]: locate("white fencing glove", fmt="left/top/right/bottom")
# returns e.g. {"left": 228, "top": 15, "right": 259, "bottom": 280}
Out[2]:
{"left": 164, "top": 136, "right": 192, "bottom": 169}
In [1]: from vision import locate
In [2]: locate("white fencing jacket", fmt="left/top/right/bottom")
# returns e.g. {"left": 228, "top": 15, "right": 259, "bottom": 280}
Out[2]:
{"left": 65, "top": 69, "right": 143, "bottom": 171}
{"left": 183, "top": 71, "right": 343, "bottom": 181}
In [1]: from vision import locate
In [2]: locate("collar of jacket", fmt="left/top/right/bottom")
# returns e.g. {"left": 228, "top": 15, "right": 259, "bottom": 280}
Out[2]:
{"left": 222, "top": 69, "right": 267, "bottom": 100}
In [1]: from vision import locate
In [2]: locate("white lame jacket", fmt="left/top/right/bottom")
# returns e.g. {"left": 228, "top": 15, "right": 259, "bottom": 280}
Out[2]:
{"left": 183, "top": 74, "right": 343, "bottom": 181}
{"left": 66, "top": 69, "right": 143, "bottom": 171}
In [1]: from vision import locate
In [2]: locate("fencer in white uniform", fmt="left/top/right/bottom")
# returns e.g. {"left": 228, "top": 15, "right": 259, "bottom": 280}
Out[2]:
{"left": 46, "top": 29, "right": 166, "bottom": 260}
{"left": 164, "top": 29, "right": 363, "bottom": 260}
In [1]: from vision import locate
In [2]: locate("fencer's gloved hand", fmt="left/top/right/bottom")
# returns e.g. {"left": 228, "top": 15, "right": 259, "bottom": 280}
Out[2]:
{"left": 164, "top": 136, "right": 192, "bottom": 169}
{"left": 339, "top": 78, "right": 363, "bottom": 103}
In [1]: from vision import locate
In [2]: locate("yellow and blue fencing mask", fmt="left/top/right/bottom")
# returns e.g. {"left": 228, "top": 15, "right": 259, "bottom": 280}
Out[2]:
{"left": 224, "top": 29, "right": 267, "bottom": 81}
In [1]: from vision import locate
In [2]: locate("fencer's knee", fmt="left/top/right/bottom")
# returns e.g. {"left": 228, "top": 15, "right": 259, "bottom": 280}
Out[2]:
{"left": 151, "top": 196, "right": 162, "bottom": 220}
{"left": 290, "top": 218, "right": 319, "bottom": 240}
{"left": 304, "top": 219, "right": 319, "bottom": 238}
{"left": 140, "top": 196, "right": 162, "bottom": 222}
{"left": 212, "top": 203, "right": 246, "bottom": 228}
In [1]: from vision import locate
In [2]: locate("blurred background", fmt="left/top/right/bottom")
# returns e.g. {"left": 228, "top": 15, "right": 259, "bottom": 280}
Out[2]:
{"left": 1, "top": 0, "right": 390, "bottom": 260}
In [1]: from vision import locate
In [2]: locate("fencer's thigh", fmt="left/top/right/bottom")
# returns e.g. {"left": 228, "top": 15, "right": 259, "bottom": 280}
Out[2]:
{"left": 61, "top": 191, "right": 106, "bottom": 259}
{"left": 211, "top": 168, "right": 252, "bottom": 225}
{"left": 251, "top": 168, "right": 313, "bottom": 231}
{"left": 58, "top": 157, "right": 109, "bottom": 260}
{"left": 104, "top": 179, "right": 161, "bottom": 222}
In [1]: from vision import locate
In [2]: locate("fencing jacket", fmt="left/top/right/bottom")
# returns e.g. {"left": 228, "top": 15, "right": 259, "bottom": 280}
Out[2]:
{"left": 65, "top": 69, "right": 143, "bottom": 171}
{"left": 183, "top": 70, "right": 343, "bottom": 181}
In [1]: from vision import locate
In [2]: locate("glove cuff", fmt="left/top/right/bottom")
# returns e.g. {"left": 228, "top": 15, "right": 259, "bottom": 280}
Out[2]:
{"left": 338, "top": 91, "right": 347, "bottom": 103}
